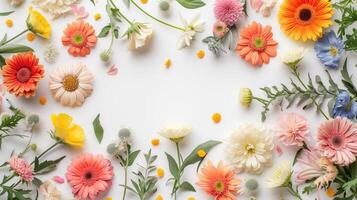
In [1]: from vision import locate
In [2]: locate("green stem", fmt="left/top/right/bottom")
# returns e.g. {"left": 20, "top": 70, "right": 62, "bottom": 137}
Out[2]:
{"left": 109, "top": 0, "right": 133, "bottom": 25}
{"left": 19, "top": 130, "right": 34, "bottom": 157}
{"left": 174, "top": 142, "right": 182, "bottom": 200}
{"left": 122, "top": 145, "right": 129, "bottom": 200}
{"left": 34, "top": 141, "right": 62, "bottom": 162}
{"left": 1, "top": 29, "right": 29, "bottom": 47}
{"left": 252, "top": 96, "right": 269, "bottom": 105}
{"left": 0, "top": 173, "right": 15, "bottom": 186}
{"left": 287, "top": 183, "right": 303, "bottom": 200}
{"left": 129, "top": 0, "right": 185, "bottom": 31}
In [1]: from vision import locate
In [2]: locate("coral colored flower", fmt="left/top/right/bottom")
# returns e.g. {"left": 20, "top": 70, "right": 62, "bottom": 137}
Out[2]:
{"left": 278, "top": 0, "right": 333, "bottom": 42}
{"left": 214, "top": 0, "right": 244, "bottom": 26}
{"left": 2, "top": 52, "right": 45, "bottom": 98}
{"left": 314, "top": 31, "right": 344, "bottom": 69}
{"left": 212, "top": 21, "right": 228, "bottom": 38}
{"left": 197, "top": 161, "right": 240, "bottom": 200}
{"left": 236, "top": 21, "right": 278, "bottom": 66}
{"left": 51, "top": 113, "right": 85, "bottom": 148}
{"left": 62, "top": 21, "right": 97, "bottom": 57}
{"left": 27, "top": 7, "right": 52, "bottom": 39}
{"left": 66, "top": 154, "right": 114, "bottom": 200}
{"left": 8, "top": 156, "right": 33, "bottom": 182}
{"left": 295, "top": 149, "right": 337, "bottom": 188}
{"left": 316, "top": 117, "right": 357, "bottom": 166}
{"left": 276, "top": 113, "right": 310, "bottom": 147}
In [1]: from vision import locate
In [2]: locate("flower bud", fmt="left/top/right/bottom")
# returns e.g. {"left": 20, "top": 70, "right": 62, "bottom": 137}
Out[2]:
{"left": 107, "top": 143, "right": 117, "bottom": 154}
{"left": 239, "top": 88, "right": 253, "bottom": 107}
{"left": 118, "top": 128, "right": 131, "bottom": 138}
{"left": 30, "top": 144, "right": 37, "bottom": 151}
{"left": 100, "top": 50, "right": 111, "bottom": 63}
{"left": 245, "top": 179, "right": 259, "bottom": 191}
{"left": 159, "top": 0, "right": 170, "bottom": 11}
{"left": 27, "top": 113, "right": 40, "bottom": 126}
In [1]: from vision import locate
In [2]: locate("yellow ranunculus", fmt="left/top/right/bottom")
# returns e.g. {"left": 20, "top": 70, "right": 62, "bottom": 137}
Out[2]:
{"left": 26, "top": 7, "right": 51, "bottom": 39}
{"left": 51, "top": 113, "right": 85, "bottom": 148}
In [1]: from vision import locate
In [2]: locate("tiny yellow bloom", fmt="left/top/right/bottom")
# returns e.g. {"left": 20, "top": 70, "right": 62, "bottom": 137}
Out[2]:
{"left": 105, "top": 198, "right": 112, "bottom": 200}
{"left": 151, "top": 138, "right": 160, "bottom": 146}
{"left": 326, "top": 187, "right": 335, "bottom": 198}
{"left": 239, "top": 88, "right": 253, "bottom": 107}
{"left": 197, "top": 149, "right": 206, "bottom": 158}
{"left": 196, "top": 50, "right": 205, "bottom": 59}
{"left": 164, "top": 59, "right": 171, "bottom": 68}
{"left": 187, "top": 196, "right": 195, "bottom": 200}
{"left": 212, "top": 113, "right": 221, "bottom": 123}
{"left": 26, "top": 32, "right": 36, "bottom": 42}
{"left": 27, "top": 7, "right": 51, "bottom": 39}
{"left": 157, "top": 167, "right": 165, "bottom": 177}
{"left": 5, "top": 19, "right": 13, "bottom": 27}
{"left": 51, "top": 113, "right": 85, "bottom": 148}
{"left": 94, "top": 13, "right": 102, "bottom": 21}
{"left": 39, "top": 96, "right": 47, "bottom": 105}
{"left": 140, "top": 0, "right": 148, "bottom": 4}
{"left": 155, "top": 195, "right": 163, "bottom": 200}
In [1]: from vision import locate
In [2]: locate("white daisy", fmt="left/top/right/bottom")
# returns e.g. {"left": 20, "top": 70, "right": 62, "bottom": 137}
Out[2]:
{"left": 281, "top": 47, "right": 307, "bottom": 68}
{"left": 49, "top": 62, "right": 94, "bottom": 107}
{"left": 158, "top": 124, "right": 191, "bottom": 142}
{"left": 267, "top": 161, "right": 292, "bottom": 188}
{"left": 226, "top": 122, "right": 274, "bottom": 174}
{"left": 176, "top": 13, "right": 205, "bottom": 49}
{"left": 32, "top": 0, "right": 79, "bottom": 18}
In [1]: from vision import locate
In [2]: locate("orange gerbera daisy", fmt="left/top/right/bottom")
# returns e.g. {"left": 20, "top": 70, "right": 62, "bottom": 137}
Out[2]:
{"left": 236, "top": 21, "right": 278, "bottom": 66}
{"left": 197, "top": 160, "right": 240, "bottom": 200}
{"left": 2, "top": 52, "right": 44, "bottom": 98}
{"left": 278, "top": 0, "right": 333, "bottom": 42}
{"left": 62, "top": 21, "right": 97, "bottom": 57}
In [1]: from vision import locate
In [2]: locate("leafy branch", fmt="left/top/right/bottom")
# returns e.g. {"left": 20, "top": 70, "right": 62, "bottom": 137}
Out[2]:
{"left": 0, "top": 103, "right": 26, "bottom": 148}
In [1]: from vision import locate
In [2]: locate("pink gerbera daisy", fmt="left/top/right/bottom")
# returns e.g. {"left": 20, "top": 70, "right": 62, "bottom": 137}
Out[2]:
{"left": 316, "top": 117, "right": 357, "bottom": 166}
{"left": 8, "top": 156, "right": 33, "bottom": 183}
{"left": 214, "top": 0, "right": 244, "bottom": 26}
{"left": 276, "top": 113, "right": 310, "bottom": 147}
{"left": 66, "top": 154, "right": 114, "bottom": 200}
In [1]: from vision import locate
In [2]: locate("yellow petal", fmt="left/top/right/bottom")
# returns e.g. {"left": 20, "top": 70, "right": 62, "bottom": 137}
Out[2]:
{"left": 65, "top": 124, "right": 85, "bottom": 148}
{"left": 51, "top": 113, "right": 72, "bottom": 129}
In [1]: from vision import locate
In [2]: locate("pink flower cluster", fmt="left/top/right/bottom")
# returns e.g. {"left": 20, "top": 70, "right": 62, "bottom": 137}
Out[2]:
{"left": 8, "top": 156, "right": 33, "bottom": 182}
{"left": 214, "top": 0, "right": 244, "bottom": 26}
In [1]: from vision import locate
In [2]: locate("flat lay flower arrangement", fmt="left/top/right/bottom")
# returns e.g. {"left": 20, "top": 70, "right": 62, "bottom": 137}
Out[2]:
{"left": 0, "top": 0, "right": 356, "bottom": 199}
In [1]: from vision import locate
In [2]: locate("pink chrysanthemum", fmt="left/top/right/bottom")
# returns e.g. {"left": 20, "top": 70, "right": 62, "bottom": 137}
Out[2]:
{"left": 8, "top": 156, "right": 33, "bottom": 182}
{"left": 276, "top": 113, "right": 310, "bottom": 147}
{"left": 214, "top": 0, "right": 244, "bottom": 26}
{"left": 66, "top": 154, "right": 114, "bottom": 200}
{"left": 316, "top": 117, "right": 357, "bottom": 166}
{"left": 213, "top": 21, "right": 229, "bottom": 38}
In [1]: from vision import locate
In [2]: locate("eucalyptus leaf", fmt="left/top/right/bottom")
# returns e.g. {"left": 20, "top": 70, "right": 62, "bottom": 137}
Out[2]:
{"left": 98, "top": 25, "right": 111, "bottom": 38}
{"left": 176, "top": 0, "right": 205, "bottom": 9}
{"left": 92, "top": 114, "right": 104, "bottom": 144}
{"left": 0, "top": 11, "right": 14, "bottom": 16}
{"left": 0, "top": 34, "right": 7, "bottom": 46}
{"left": 128, "top": 150, "right": 141, "bottom": 166}
{"left": 180, "top": 181, "right": 196, "bottom": 192}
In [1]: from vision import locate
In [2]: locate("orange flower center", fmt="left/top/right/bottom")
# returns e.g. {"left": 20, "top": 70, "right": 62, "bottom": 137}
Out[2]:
{"left": 62, "top": 75, "right": 79, "bottom": 92}
{"left": 296, "top": 5, "right": 314, "bottom": 24}
{"left": 16, "top": 67, "right": 32, "bottom": 83}
{"left": 214, "top": 180, "right": 225, "bottom": 193}
{"left": 250, "top": 35, "right": 266, "bottom": 51}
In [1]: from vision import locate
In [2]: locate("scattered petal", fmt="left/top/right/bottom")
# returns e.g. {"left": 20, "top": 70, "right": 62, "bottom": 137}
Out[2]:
{"left": 71, "top": 5, "right": 89, "bottom": 20}
{"left": 151, "top": 138, "right": 160, "bottom": 146}
{"left": 27, "top": 32, "right": 36, "bottom": 42}
{"left": 212, "top": 113, "right": 221, "bottom": 123}
{"left": 94, "top": 13, "right": 101, "bottom": 21}
{"left": 196, "top": 50, "right": 205, "bottom": 59}
{"left": 39, "top": 96, "right": 47, "bottom": 105}
{"left": 164, "top": 59, "right": 171, "bottom": 68}
{"left": 107, "top": 65, "right": 118, "bottom": 76}
{"left": 5, "top": 19, "right": 13, "bottom": 27}
{"left": 52, "top": 176, "right": 65, "bottom": 184}
{"left": 275, "top": 144, "right": 283, "bottom": 157}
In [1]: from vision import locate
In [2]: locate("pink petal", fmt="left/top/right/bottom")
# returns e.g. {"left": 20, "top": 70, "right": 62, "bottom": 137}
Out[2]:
{"left": 52, "top": 176, "right": 65, "bottom": 184}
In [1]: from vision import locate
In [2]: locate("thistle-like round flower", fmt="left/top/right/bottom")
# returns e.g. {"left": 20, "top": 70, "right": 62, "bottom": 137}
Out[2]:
{"left": 267, "top": 161, "right": 292, "bottom": 188}
{"left": 8, "top": 156, "right": 33, "bottom": 182}
{"left": 158, "top": 124, "right": 191, "bottom": 142}
{"left": 214, "top": 0, "right": 244, "bottom": 26}
{"left": 226, "top": 123, "right": 274, "bottom": 174}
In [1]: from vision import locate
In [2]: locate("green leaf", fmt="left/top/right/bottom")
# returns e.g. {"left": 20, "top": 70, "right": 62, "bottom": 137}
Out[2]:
{"left": 128, "top": 150, "right": 141, "bottom": 166}
{"left": 181, "top": 140, "right": 221, "bottom": 170}
{"left": 341, "top": 58, "right": 357, "bottom": 96}
{"left": 180, "top": 181, "right": 196, "bottom": 192}
{"left": 0, "top": 45, "right": 33, "bottom": 54}
{"left": 0, "top": 11, "right": 14, "bottom": 16}
{"left": 98, "top": 25, "right": 111, "bottom": 38}
{"left": 176, "top": 0, "right": 205, "bottom": 9}
{"left": 0, "top": 34, "right": 7, "bottom": 46}
{"left": 342, "top": 178, "right": 357, "bottom": 191}
{"left": 123, "top": 0, "right": 130, "bottom": 7}
{"left": 92, "top": 114, "right": 104, "bottom": 144}
{"left": 293, "top": 147, "right": 303, "bottom": 165}
{"left": 165, "top": 153, "right": 180, "bottom": 179}
{"left": 0, "top": 55, "right": 5, "bottom": 68}
{"left": 34, "top": 156, "right": 65, "bottom": 174}
{"left": 32, "top": 177, "right": 43, "bottom": 188}
{"left": 90, "top": 0, "right": 96, "bottom": 5}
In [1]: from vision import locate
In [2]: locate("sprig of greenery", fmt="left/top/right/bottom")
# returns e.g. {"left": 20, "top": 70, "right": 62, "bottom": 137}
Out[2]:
{"left": 120, "top": 150, "right": 158, "bottom": 200}
{"left": 0, "top": 103, "right": 26, "bottom": 148}
{"left": 333, "top": 161, "right": 357, "bottom": 200}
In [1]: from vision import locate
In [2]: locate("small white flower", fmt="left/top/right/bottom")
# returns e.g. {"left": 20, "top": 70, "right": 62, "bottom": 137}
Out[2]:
{"left": 32, "top": 0, "right": 79, "bottom": 18}
{"left": 267, "top": 161, "right": 292, "bottom": 188}
{"left": 127, "top": 23, "right": 154, "bottom": 50}
{"left": 177, "top": 14, "right": 205, "bottom": 49}
{"left": 43, "top": 44, "right": 59, "bottom": 64}
{"left": 281, "top": 47, "right": 307, "bottom": 67}
{"left": 39, "top": 181, "right": 62, "bottom": 200}
{"left": 158, "top": 124, "right": 191, "bottom": 142}
{"left": 226, "top": 122, "right": 274, "bottom": 174}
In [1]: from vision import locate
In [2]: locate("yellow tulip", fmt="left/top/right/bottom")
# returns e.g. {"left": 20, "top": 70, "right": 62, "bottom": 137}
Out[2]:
{"left": 51, "top": 113, "right": 85, "bottom": 148}
{"left": 26, "top": 7, "right": 51, "bottom": 39}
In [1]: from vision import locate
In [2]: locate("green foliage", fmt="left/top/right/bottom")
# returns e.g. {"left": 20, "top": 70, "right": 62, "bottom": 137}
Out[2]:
{"left": 302, "top": 183, "right": 317, "bottom": 195}
{"left": 0, "top": 45, "right": 33, "bottom": 54}
{"left": 175, "top": 0, "right": 205, "bottom": 9}
{"left": 92, "top": 114, "right": 104, "bottom": 144}
{"left": 333, "top": 161, "right": 357, "bottom": 199}
{"left": 341, "top": 58, "right": 357, "bottom": 97}
{"left": 34, "top": 156, "right": 65, "bottom": 175}
{"left": 0, "top": 105, "right": 26, "bottom": 148}
{"left": 0, "top": 185, "right": 31, "bottom": 200}
{"left": 0, "top": 11, "right": 14, "bottom": 16}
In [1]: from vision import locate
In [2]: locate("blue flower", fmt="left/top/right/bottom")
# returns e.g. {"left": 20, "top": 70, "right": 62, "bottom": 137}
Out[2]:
{"left": 314, "top": 31, "right": 344, "bottom": 69}
{"left": 332, "top": 91, "right": 357, "bottom": 119}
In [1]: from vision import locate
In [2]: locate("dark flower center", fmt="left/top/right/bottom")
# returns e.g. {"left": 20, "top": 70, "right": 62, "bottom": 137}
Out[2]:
{"left": 332, "top": 135, "right": 343, "bottom": 148}
{"left": 299, "top": 8, "right": 312, "bottom": 21}
{"left": 16, "top": 67, "right": 32, "bottom": 83}
{"left": 84, "top": 171, "right": 92, "bottom": 180}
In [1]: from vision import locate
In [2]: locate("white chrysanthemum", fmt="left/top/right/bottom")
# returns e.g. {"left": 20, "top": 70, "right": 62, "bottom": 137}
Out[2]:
{"left": 281, "top": 47, "right": 307, "bottom": 67}
{"left": 267, "top": 161, "right": 292, "bottom": 188}
{"left": 158, "top": 125, "right": 191, "bottom": 142}
{"left": 226, "top": 123, "right": 274, "bottom": 174}
{"left": 128, "top": 23, "right": 154, "bottom": 50}
{"left": 32, "top": 0, "right": 79, "bottom": 18}
{"left": 43, "top": 44, "right": 59, "bottom": 63}
{"left": 49, "top": 62, "right": 94, "bottom": 107}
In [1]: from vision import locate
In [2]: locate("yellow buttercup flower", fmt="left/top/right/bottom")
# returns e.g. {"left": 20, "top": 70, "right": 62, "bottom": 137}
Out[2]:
{"left": 51, "top": 113, "right": 85, "bottom": 148}
{"left": 27, "top": 7, "right": 51, "bottom": 39}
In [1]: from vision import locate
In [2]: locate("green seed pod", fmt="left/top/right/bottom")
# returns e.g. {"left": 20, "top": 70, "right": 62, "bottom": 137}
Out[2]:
{"left": 107, "top": 143, "right": 117, "bottom": 154}
{"left": 245, "top": 179, "right": 259, "bottom": 191}
{"left": 118, "top": 128, "right": 131, "bottom": 138}
{"left": 159, "top": 0, "right": 170, "bottom": 11}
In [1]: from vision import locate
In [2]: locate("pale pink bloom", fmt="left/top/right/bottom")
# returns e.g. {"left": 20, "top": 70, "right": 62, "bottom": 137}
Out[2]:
{"left": 295, "top": 149, "right": 337, "bottom": 188}
{"left": 250, "top": 0, "right": 263, "bottom": 12}
{"left": 214, "top": 0, "right": 244, "bottom": 26}
{"left": 276, "top": 113, "right": 310, "bottom": 147}
{"left": 316, "top": 117, "right": 357, "bottom": 166}
{"left": 52, "top": 176, "right": 65, "bottom": 184}
{"left": 71, "top": 5, "right": 89, "bottom": 20}
{"left": 212, "top": 21, "right": 229, "bottom": 38}
{"left": 8, "top": 156, "right": 33, "bottom": 182}
{"left": 66, "top": 154, "right": 114, "bottom": 200}
{"left": 260, "top": 0, "right": 277, "bottom": 17}
{"left": 40, "top": 181, "right": 62, "bottom": 200}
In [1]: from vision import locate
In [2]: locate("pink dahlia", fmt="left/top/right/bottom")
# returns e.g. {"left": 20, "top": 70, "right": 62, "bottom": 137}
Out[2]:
{"left": 276, "top": 113, "right": 310, "bottom": 147}
{"left": 316, "top": 117, "right": 357, "bottom": 166}
{"left": 8, "top": 156, "right": 33, "bottom": 182}
{"left": 66, "top": 154, "right": 114, "bottom": 200}
{"left": 214, "top": 0, "right": 244, "bottom": 26}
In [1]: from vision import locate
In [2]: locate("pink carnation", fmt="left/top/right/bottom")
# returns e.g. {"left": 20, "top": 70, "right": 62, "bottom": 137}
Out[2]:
{"left": 66, "top": 154, "right": 114, "bottom": 200}
{"left": 8, "top": 156, "right": 33, "bottom": 182}
{"left": 276, "top": 113, "right": 310, "bottom": 147}
{"left": 316, "top": 117, "right": 357, "bottom": 166}
{"left": 214, "top": 0, "right": 244, "bottom": 26}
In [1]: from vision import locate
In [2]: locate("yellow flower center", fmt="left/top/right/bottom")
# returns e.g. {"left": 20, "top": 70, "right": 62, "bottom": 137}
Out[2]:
{"left": 214, "top": 181, "right": 225, "bottom": 192}
{"left": 62, "top": 75, "right": 79, "bottom": 92}
{"left": 330, "top": 47, "right": 338, "bottom": 56}
{"left": 246, "top": 143, "right": 256, "bottom": 154}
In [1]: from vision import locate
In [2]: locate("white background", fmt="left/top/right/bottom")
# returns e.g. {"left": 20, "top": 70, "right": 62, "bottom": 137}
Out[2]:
{"left": 0, "top": 0, "right": 356, "bottom": 199}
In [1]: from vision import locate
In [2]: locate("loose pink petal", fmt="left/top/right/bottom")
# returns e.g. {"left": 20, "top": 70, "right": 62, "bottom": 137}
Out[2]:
{"left": 275, "top": 144, "right": 283, "bottom": 157}
{"left": 107, "top": 65, "right": 118, "bottom": 76}
{"left": 52, "top": 176, "right": 65, "bottom": 184}
{"left": 71, "top": 5, "right": 89, "bottom": 20}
